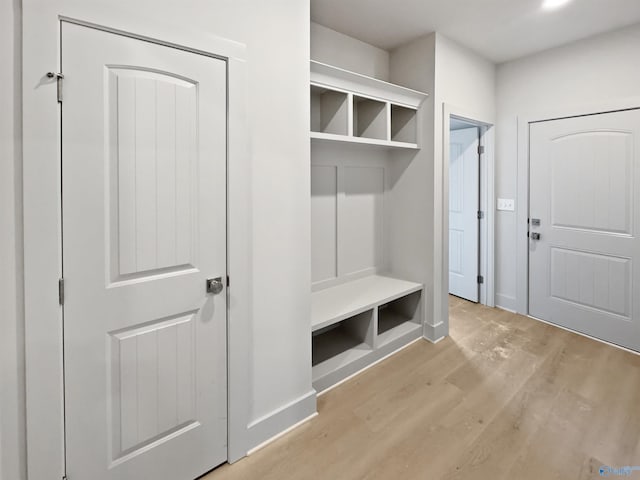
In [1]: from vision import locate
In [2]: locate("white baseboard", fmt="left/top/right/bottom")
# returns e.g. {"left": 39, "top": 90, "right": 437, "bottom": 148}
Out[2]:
{"left": 495, "top": 293, "right": 517, "bottom": 312}
{"left": 246, "top": 390, "right": 317, "bottom": 454}
{"left": 247, "top": 411, "right": 318, "bottom": 456}
{"left": 423, "top": 321, "right": 446, "bottom": 343}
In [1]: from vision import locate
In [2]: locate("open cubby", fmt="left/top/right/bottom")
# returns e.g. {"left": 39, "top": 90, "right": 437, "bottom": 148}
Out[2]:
{"left": 391, "top": 105, "right": 417, "bottom": 144}
{"left": 310, "top": 85, "right": 349, "bottom": 136}
{"left": 377, "top": 290, "right": 422, "bottom": 346}
{"left": 310, "top": 61, "right": 427, "bottom": 149}
{"left": 312, "top": 309, "right": 373, "bottom": 367}
{"left": 353, "top": 96, "right": 388, "bottom": 140}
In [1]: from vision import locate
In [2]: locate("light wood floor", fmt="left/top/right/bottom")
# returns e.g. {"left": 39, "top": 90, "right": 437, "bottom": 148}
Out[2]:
{"left": 205, "top": 296, "right": 640, "bottom": 480}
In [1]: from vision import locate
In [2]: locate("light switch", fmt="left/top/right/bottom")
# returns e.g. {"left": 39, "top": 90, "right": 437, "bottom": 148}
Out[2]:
{"left": 497, "top": 198, "right": 515, "bottom": 211}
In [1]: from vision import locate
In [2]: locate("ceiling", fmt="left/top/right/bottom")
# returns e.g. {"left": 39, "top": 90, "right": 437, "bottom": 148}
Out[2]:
{"left": 311, "top": 0, "right": 640, "bottom": 63}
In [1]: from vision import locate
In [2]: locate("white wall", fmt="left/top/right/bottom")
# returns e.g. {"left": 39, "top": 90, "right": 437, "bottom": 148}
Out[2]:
{"left": 311, "top": 22, "right": 389, "bottom": 80}
{"left": 3, "top": 0, "right": 311, "bottom": 476}
{"left": 0, "top": 0, "right": 25, "bottom": 479}
{"left": 434, "top": 34, "right": 496, "bottom": 121}
{"left": 388, "top": 34, "right": 438, "bottom": 336}
{"left": 433, "top": 34, "right": 496, "bottom": 323}
{"left": 495, "top": 23, "right": 640, "bottom": 311}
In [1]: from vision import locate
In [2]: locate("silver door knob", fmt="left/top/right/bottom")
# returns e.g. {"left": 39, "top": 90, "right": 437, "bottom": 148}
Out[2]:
{"left": 206, "top": 277, "right": 224, "bottom": 295}
{"left": 530, "top": 232, "right": 541, "bottom": 241}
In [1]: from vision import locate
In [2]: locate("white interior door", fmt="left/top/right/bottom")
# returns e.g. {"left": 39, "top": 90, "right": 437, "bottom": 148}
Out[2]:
{"left": 62, "top": 22, "right": 228, "bottom": 480}
{"left": 529, "top": 109, "right": 640, "bottom": 351}
{"left": 449, "top": 127, "right": 480, "bottom": 302}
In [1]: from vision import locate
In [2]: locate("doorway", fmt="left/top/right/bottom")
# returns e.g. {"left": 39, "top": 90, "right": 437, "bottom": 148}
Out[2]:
{"left": 61, "top": 21, "right": 228, "bottom": 479}
{"left": 444, "top": 111, "right": 495, "bottom": 308}
{"left": 449, "top": 119, "right": 481, "bottom": 302}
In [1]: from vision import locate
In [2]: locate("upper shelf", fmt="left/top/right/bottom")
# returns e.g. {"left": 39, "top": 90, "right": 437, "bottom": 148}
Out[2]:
{"left": 310, "top": 61, "right": 429, "bottom": 149}
{"left": 311, "top": 61, "right": 429, "bottom": 109}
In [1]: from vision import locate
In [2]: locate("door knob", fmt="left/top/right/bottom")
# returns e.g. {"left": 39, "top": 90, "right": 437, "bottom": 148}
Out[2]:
{"left": 206, "top": 277, "right": 224, "bottom": 295}
{"left": 530, "top": 232, "right": 541, "bottom": 241}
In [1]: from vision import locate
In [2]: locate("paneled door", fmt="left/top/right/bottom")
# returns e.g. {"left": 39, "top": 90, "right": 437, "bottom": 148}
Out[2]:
{"left": 61, "top": 22, "right": 227, "bottom": 480}
{"left": 529, "top": 109, "right": 640, "bottom": 351}
{"left": 449, "top": 127, "right": 480, "bottom": 302}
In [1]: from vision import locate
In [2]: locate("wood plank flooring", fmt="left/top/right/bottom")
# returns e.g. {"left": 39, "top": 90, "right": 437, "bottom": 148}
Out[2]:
{"left": 205, "top": 296, "right": 640, "bottom": 480}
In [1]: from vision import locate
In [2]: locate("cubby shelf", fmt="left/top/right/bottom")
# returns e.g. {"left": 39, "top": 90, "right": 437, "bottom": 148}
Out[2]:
{"left": 309, "top": 60, "right": 430, "bottom": 394}
{"left": 311, "top": 275, "right": 424, "bottom": 392}
{"left": 312, "top": 275, "right": 423, "bottom": 332}
{"left": 310, "top": 61, "right": 427, "bottom": 150}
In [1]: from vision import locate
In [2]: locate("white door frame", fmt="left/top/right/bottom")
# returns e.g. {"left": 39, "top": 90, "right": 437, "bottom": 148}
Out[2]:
{"left": 23, "top": 11, "right": 251, "bottom": 480}
{"left": 442, "top": 104, "right": 496, "bottom": 308}
{"left": 515, "top": 97, "right": 640, "bottom": 316}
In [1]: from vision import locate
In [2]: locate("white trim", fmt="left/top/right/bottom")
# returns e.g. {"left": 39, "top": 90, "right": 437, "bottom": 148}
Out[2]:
{"left": 226, "top": 56, "right": 251, "bottom": 463}
{"left": 423, "top": 321, "right": 447, "bottom": 343}
{"left": 311, "top": 60, "right": 428, "bottom": 109}
{"left": 23, "top": 10, "right": 251, "bottom": 478}
{"left": 516, "top": 117, "right": 529, "bottom": 315}
{"left": 246, "top": 391, "right": 317, "bottom": 450}
{"left": 515, "top": 97, "right": 640, "bottom": 316}
{"left": 246, "top": 412, "right": 318, "bottom": 456}
{"left": 442, "top": 104, "right": 496, "bottom": 312}
{"left": 495, "top": 294, "right": 517, "bottom": 313}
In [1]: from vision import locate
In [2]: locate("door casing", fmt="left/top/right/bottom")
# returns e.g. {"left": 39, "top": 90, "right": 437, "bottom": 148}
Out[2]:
{"left": 23, "top": 13, "right": 251, "bottom": 480}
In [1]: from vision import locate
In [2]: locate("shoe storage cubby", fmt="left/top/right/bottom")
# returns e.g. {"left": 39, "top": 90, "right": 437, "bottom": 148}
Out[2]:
{"left": 377, "top": 290, "right": 422, "bottom": 348}
{"left": 312, "top": 309, "right": 374, "bottom": 368}
{"left": 311, "top": 275, "right": 423, "bottom": 392}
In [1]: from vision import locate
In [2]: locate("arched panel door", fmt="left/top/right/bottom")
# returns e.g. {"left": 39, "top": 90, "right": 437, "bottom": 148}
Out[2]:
{"left": 61, "top": 21, "right": 228, "bottom": 480}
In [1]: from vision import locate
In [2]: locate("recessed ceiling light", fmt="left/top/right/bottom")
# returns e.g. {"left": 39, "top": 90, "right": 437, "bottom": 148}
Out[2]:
{"left": 542, "top": 0, "right": 571, "bottom": 9}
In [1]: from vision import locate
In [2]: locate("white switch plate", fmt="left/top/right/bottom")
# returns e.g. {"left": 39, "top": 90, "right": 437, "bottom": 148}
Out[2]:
{"left": 497, "top": 198, "right": 515, "bottom": 211}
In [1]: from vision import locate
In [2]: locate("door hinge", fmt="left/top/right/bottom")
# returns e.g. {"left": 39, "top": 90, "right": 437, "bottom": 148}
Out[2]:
{"left": 477, "top": 145, "right": 485, "bottom": 155}
{"left": 477, "top": 210, "right": 484, "bottom": 220}
{"left": 477, "top": 275, "right": 484, "bottom": 284}
{"left": 47, "top": 72, "right": 64, "bottom": 103}
{"left": 58, "top": 278, "right": 65, "bottom": 305}
{"left": 226, "top": 275, "right": 230, "bottom": 288}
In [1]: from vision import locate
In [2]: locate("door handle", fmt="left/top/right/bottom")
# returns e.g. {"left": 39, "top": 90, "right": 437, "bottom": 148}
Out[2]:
{"left": 206, "top": 277, "right": 224, "bottom": 295}
{"left": 530, "top": 232, "right": 541, "bottom": 241}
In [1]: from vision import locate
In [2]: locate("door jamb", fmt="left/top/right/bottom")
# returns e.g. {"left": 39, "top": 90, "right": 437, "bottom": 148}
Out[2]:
{"left": 443, "top": 104, "right": 496, "bottom": 308}
{"left": 23, "top": 13, "right": 251, "bottom": 479}
{"left": 516, "top": 98, "right": 640, "bottom": 316}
